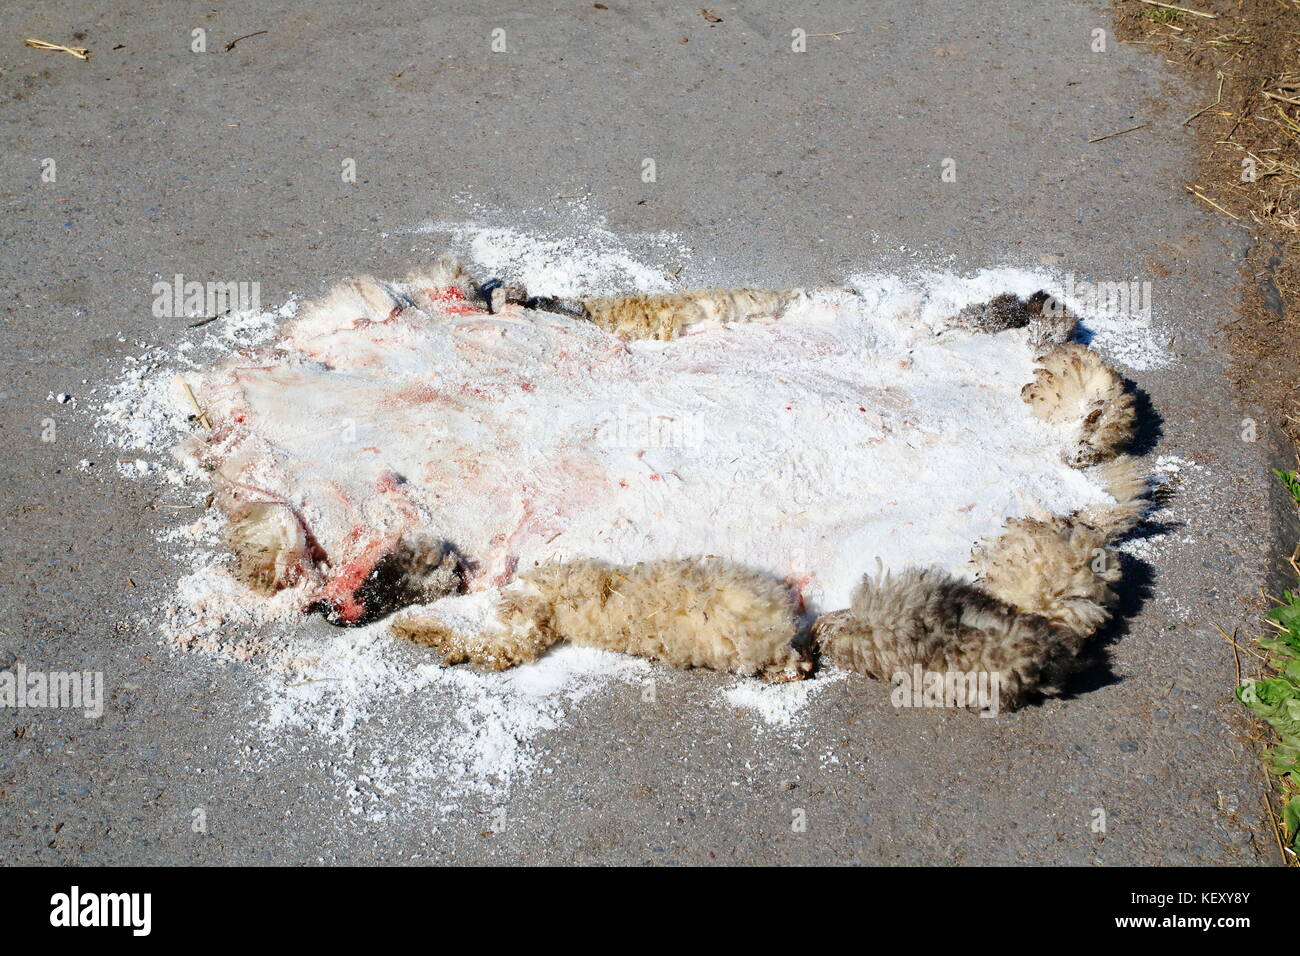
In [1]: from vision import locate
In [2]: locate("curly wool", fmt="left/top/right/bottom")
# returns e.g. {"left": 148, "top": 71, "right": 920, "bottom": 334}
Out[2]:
{"left": 813, "top": 566, "right": 1086, "bottom": 709}
{"left": 224, "top": 501, "right": 314, "bottom": 596}
{"left": 946, "top": 290, "right": 1077, "bottom": 350}
{"left": 345, "top": 537, "right": 463, "bottom": 624}
{"left": 1079, "top": 455, "right": 1151, "bottom": 538}
{"left": 1021, "top": 343, "right": 1135, "bottom": 465}
{"left": 972, "top": 517, "right": 1119, "bottom": 638}
{"left": 577, "top": 289, "right": 800, "bottom": 340}
{"left": 392, "top": 614, "right": 559, "bottom": 671}
{"left": 398, "top": 557, "right": 811, "bottom": 679}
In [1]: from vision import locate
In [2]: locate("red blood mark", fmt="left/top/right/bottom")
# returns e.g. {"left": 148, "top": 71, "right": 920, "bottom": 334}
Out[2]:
{"left": 477, "top": 498, "right": 539, "bottom": 587}
{"left": 317, "top": 524, "right": 418, "bottom": 622}
{"left": 320, "top": 556, "right": 377, "bottom": 623}
{"left": 339, "top": 526, "right": 368, "bottom": 548}
{"left": 784, "top": 575, "right": 812, "bottom": 615}
{"left": 619, "top": 479, "right": 628, "bottom": 488}
{"left": 375, "top": 470, "right": 405, "bottom": 493}
{"left": 519, "top": 382, "right": 534, "bottom": 392}
{"left": 386, "top": 384, "right": 453, "bottom": 406}
{"left": 859, "top": 407, "right": 866, "bottom": 412}
{"left": 490, "top": 555, "right": 519, "bottom": 587}
{"left": 649, "top": 473, "right": 661, "bottom": 481}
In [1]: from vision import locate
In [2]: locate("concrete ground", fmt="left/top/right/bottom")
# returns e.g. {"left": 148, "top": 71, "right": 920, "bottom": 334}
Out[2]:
{"left": 0, "top": 0, "right": 1289, "bottom": 864}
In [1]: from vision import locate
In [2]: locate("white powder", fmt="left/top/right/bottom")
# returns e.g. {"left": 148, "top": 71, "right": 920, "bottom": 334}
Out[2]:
{"left": 849, "top": 268, "right": 1171, "bottom": 371}
{"left": 258, "top": 634, "right": 649, "bottom": 819}
{"left": 1115, "top": 454, "right": 1207, "bottom": 561}
{"left": 459, "top": 225, "right": 678, "bottom": 296}
{"left": 1076, "top": 311, "right": 1168, "bottom": 372}
{"left": 180, "top": 283, "right": 1115, "bottom": 618}
{"left": 723, "top": 669, "right": 848, "bottom": 728}
{"left": 91, "top": 223, "right": 1173, "bottom": 818}
{"left": 94, "top": 298, "right": 296, "bottom": 461}
{"left": 418, "top": 214, "right": 688, "bottom": 297}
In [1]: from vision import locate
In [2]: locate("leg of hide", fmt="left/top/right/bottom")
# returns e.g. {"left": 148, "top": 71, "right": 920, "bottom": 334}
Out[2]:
{"left": 1021, "top": 343, "right": 1135, "bottom": 465}
{"left": 816, "top": 567, "right": 1081, "bottom": 712}
{"left": 578, "top": 289, "right": 798, "bottom": 340}
{"left": 973, "top": 517, "right": 1119, "bottom": 637}
{"left": 1079, "top": 455, "right": 1151, "bottom": 538}
{"left": 350, "top": 537, "right": 464, "bottom": 622}
{"left": 501, "top": 557, "right": 810, "bottom": 678}
{"left": 224, "top": 501, "right": 312, "bottom": 595}
{"left": 813, "top": 567, "right": 1086, "bottom": 709}
{"left": 391, "top": 615, "right": 561, "bottom": 670}
{"left": 946, "top": 290, "right": 1077, "bottom": 349}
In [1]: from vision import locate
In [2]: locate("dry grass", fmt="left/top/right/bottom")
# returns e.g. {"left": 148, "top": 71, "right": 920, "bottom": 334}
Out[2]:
{"left": 1118, "top": 0, "right": 1299, "bottom": 438}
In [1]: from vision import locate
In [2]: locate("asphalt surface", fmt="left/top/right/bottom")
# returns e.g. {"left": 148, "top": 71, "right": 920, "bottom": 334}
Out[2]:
{"left": 0, "top": 0, "right": 1289, "bottom": 864}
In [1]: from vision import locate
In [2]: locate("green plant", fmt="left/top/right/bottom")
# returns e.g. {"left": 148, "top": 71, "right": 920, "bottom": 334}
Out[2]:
{"left": 1236, "top": 605, "right": 1300, "bottom": 854}
{"left": 1140, "top": 6, "right": 1183, "bottom": 23}
{"left": 1275, "top": 468, "right": 1300, "bottom": 507}
{"left": 1236, "top": 470, "right": 1300, "bottom": 858}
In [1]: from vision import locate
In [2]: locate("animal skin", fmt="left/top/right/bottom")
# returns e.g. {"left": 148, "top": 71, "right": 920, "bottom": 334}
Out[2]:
{"left": 225, "top": 501, "right": 314, "bottom": 595}
{"left": 226, "top": 497, "right": 464, "bottom": 621}
{"left": 813, "top": 566, "right": 1086, "bottom": 710}
{"left": 206, "top": 259, "right": 1148, "bottom": 708}
{"left": 1079, "top": 454, "right": 1151, "bottom": 538}
{"left": 1021, "top": 342, "right": 1136, "bottom": 465}
{"left": 392, "top": 613, "right": 560, "bottom": 671}
{"left": 948, "top": 290, "right": 1077, "bottom": 351}
{"left": 972, "top": 516, "right": 1119, "bottom": 638}
{"left": 965, "top": 454, "right": 1149, "bottom": 639}
{"left": 397, "top": 557, "right": 812, "bottom": 680}
{"left": 334, "top": 536, "right": 463, "bottom": 624}
{"left": 808, "top": 313, "right": 1146, "bottom": 708}
{"left": 576, "top": 289, "right": 800, "bottom": 340}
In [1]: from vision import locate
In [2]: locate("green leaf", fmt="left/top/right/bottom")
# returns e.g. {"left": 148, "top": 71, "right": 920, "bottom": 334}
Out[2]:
{"left": 1283, "top": 796, "right": 1300, "bottom": 851}
{"left": 1274, "top": 468, "right": 1300, "bottom": 507}
{"left": 1267, "top": 595, "right": 1300, "bottom": 633}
